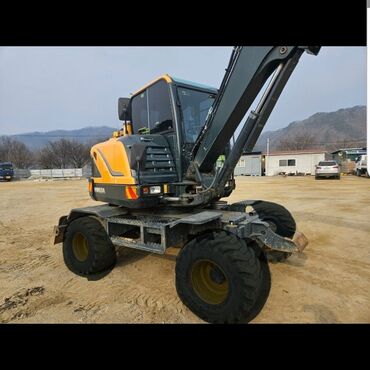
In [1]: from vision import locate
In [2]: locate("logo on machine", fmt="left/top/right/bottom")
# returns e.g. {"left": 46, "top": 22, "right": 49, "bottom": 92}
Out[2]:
{"left": 94, "top": 187, "right": 106, "bottom": 194}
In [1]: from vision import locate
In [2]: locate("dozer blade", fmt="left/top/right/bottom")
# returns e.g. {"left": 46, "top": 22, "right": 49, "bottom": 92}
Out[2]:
{"left": 292, "top": 231, "right": 309, "bottom": 252}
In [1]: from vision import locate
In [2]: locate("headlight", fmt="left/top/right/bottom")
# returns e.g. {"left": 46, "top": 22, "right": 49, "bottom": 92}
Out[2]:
{"left": 149, "top": 186, "right": 161, "bottom": 194}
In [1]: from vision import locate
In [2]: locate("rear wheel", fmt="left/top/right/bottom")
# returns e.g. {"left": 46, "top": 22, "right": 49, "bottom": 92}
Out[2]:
{"left": 252, "top": 201, "right": 296, "bottom": 263}
{"left": 63, "top": 216, "right": 117, "bottom": 276}
{"left": 176, "top": 231, "right": 263, "bottom": 323}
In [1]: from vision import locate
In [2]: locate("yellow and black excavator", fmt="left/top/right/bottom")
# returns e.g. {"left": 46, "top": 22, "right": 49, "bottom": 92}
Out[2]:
{"left": 54, "top": 46, "right": 320, "bottom": 323}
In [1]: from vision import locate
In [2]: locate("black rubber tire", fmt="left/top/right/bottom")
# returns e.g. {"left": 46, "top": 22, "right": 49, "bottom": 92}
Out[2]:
{"left": 252, "top": 201, "right": 296, "bottom": 263}
{"left": 243, "top": 245, "right": 271, "bottom": 323}
{"left": 175, "top": 230, "right": 262, "bottom": 323}
{"left": 63, "top": 216, "right": 117, "bottom": 276}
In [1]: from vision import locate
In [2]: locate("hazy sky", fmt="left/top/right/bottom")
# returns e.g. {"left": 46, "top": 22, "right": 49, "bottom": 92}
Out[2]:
{"left": 0, "top": 46, "right": 366, "bottom": 135}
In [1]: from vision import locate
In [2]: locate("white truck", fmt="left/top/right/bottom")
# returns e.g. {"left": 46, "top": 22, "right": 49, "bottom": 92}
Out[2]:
{"left": 355, "top": 155, "right": 368, "bottom": 177}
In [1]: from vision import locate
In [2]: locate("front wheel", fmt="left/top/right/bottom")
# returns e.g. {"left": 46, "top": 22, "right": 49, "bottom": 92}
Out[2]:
{"left": 243, "top": 246, "right": 271, "bottom": 323}
{"left": 175, "top": 231, "right": 263, "bottom": 323}
{"left": 63, "top": 216, "right": 117, "bottom": 276}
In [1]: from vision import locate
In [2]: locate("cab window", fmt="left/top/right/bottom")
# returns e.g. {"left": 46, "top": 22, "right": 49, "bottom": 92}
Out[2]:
{"left": 148, "top": 80, "right": 173, "bottom": 134}
{"left": 177, "top": 87, "right": 215, "bottom": 143}
{"left": 131, "top": 91, "right": 148, "bottom": 131}
{"left": 131, "top": 80, "right": 173, "bottom": 134}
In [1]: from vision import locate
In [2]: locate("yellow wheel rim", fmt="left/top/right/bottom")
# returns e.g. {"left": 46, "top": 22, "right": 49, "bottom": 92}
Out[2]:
{"left": 191, "top": 260, "right": 229, "bottom": 305}
{"left": 72, "top": 232, "right": 89, "bottom": 262}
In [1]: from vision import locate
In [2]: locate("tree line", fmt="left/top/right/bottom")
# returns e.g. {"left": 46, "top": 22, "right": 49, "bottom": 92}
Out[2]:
{"left": 1, "top": 133, "right": 366, "bottom": 169}
{"left": 0, "top": 137, "right": 108, "bottom": 169}
{"left": 267, "top": 131, "right": 366, "bottom": 153}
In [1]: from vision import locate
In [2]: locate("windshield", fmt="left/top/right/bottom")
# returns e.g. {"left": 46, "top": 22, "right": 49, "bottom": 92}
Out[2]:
{"left": 318, "top": 161, "right": 337, "bottom": 166}
{"left": 0, "top": 164, "right": 12, "bottom": 170}
{"left": 177, "top": 87, "right": 216, "bottom": 143}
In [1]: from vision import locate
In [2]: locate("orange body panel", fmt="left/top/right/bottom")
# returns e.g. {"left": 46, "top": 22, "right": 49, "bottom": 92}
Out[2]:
{"left": 91, "top": 138, "right": 136, "bottom": 185}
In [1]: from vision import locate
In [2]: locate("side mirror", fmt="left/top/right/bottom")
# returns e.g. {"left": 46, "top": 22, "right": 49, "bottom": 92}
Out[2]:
{"left": 118, "top": 97, "right": 131, "bottom": 121}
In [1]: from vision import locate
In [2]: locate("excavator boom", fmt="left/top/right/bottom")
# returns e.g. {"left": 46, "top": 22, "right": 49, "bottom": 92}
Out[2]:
{"left": 188, "top": 46, "right": 320, "bottom": 194}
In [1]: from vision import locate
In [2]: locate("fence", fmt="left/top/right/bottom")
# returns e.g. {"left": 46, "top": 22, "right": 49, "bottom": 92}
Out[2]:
{"left": 13, "top": 168, "right": 91, "bottom": 179}
{"left": 13, "top": 169, "right": 31, "bottom": 178}
{"left": 29, "top": 168, "right": 83, "bottom": 178}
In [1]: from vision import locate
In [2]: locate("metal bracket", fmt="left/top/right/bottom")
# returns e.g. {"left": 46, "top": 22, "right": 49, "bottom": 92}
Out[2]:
{"left": 169, "top": 211, "right": 222, "bottom": 228}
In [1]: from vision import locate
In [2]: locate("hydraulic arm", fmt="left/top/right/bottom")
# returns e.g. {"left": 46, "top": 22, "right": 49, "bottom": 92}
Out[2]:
{"left": 187, "top": 46, "right": 320, "bottom": 199}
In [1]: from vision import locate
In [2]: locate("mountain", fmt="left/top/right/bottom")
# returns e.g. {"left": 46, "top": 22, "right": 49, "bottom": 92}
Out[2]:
{"left": 6, "top": 106, "right": 367, "bottom": 151}
{"left": 254, "top": 105, "right": 366, "bottom": 152}
{"left": 10, "top": 126, "right": 116, "bottom": 149}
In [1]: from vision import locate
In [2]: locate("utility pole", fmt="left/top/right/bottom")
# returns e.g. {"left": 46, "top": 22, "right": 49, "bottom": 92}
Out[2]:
{"left": 264, "top": 137, "right": 270, "bottom": 177}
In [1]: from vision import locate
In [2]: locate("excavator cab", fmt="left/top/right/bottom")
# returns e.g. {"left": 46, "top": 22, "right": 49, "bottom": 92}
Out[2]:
{"left": 89, "top": 75, "right": 221, "bottom": 207}
{"left": 128, "top": 76, "right": 217, "bottom": 138}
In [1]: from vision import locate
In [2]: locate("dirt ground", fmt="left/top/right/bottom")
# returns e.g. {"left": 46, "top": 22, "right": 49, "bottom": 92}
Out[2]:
{"left": 0, "top": 175, "right": 369, "bottom": 323}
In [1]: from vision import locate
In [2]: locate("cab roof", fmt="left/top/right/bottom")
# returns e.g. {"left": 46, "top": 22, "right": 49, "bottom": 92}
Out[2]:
{"left": 132, "top": 74, "right": 218, "bottom": 96}
{"left": 171, "top": 76, "right": 218, "bottom": 94}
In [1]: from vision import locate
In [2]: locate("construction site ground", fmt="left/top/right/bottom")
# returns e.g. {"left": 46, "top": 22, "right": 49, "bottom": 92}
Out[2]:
{"left": 0, "top": 175, "right": 369, "bottom": 323}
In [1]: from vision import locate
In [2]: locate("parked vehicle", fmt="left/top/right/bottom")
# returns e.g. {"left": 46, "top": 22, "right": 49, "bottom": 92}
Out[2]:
{"left": 0, "top": 162, "right": 14, "bottom": 181}
{"left": 315, "top": 161, "right": 340, "bottom": 180}
{"left": 355, "top": 155, "right": 368, "bottom": 177}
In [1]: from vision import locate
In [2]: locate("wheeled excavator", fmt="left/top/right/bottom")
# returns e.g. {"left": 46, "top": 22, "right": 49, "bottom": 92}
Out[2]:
{"left": 54, "top": 46, "right": 320, "bottom": 323}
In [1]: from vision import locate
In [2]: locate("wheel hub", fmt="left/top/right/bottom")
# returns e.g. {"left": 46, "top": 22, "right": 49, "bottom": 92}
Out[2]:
{"left": 191, "top": 260, "right": 229, "bottom": 305}
{"left": 209, "top": 265, "right": 226, "bottom": 284}
{"left": 72, "top": 232, "right": 89, "bottom": 262}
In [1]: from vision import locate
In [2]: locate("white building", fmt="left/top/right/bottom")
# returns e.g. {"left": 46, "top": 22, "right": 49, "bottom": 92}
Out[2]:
{"left": 265, "top": 150, "right": 327, "bottom": 176}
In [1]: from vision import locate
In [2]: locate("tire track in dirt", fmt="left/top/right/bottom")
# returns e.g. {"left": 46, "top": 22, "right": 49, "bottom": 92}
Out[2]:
{"left": 112, "top": 251, "right": 189, "bottom": 317}
{"left": 0, "top": 223, "right": 60, "bottom": 276}
{"left": 18, "top": 253, "right": 60, "bottom": 272}
{"left": 1, "top": 249, "right": 59, "bottom": 274}
{"left": 0, "top": 263, "right": 25, "bottom": 274}
{"left": 57, "top": 250, "right": 189, "bottom": 321}
{"left": 0, "top": 286, "right": 67, "bottom": 323}
{"left": 71, "top": 301, "right": 109, "bottom": 321}
{"left": 124, "top": 285, "right": 185, "bottom": 313}
{"left": 274, "top": 262, "right": 369, "bottom": 298}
